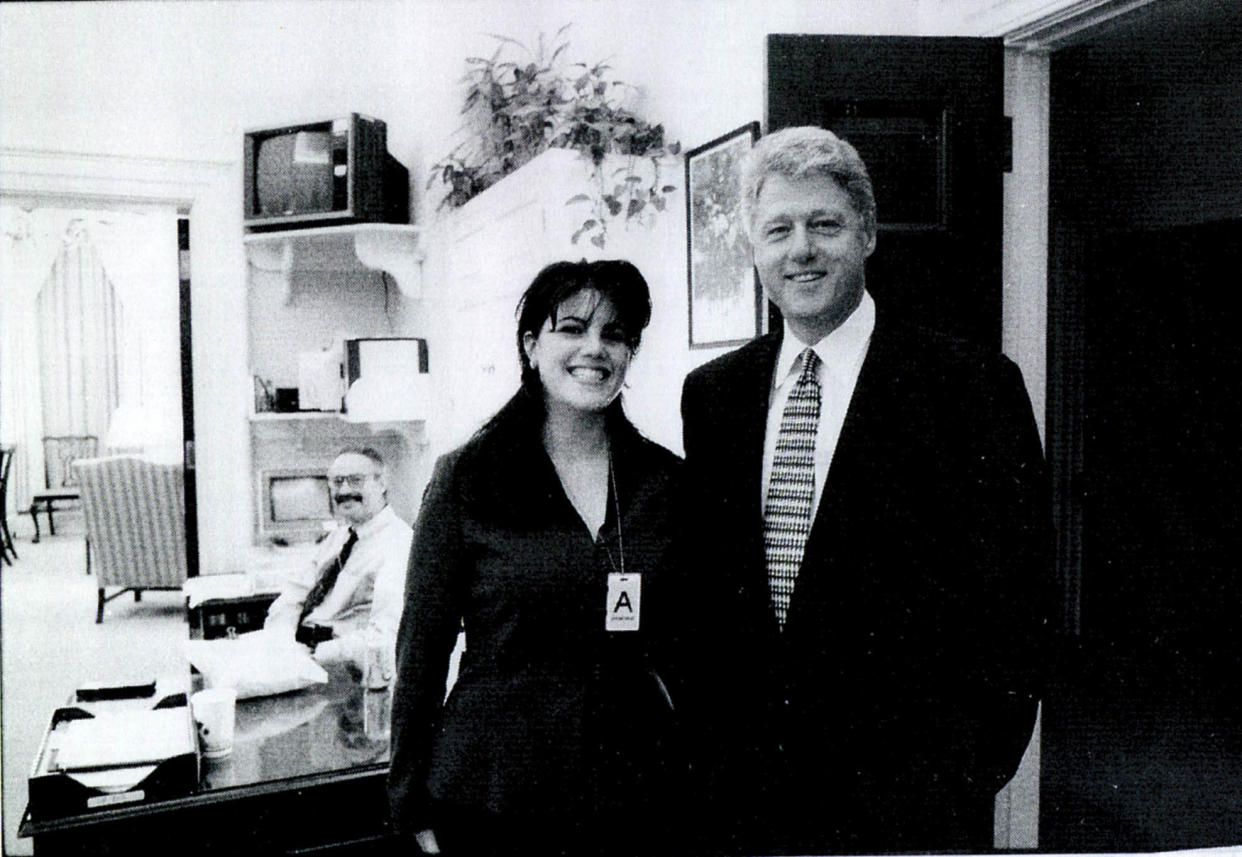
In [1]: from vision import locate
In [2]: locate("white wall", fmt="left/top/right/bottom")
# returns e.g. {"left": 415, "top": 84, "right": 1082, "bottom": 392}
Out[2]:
{"left": 0, "top": 0, "right": 1014, "bottom": 198}
{"left": 1002, "top": 48, "right": 1049, "bottom": 444}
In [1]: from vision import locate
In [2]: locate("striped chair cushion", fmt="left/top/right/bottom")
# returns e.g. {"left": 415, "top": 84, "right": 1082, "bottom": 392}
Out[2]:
{"left": 74, "top": 456, "right": 187, "bottom": 589}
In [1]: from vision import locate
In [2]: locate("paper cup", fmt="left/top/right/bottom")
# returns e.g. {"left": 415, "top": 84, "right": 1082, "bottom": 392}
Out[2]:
{"left": 191, "top": 687, "right": 237, "bottom": 759}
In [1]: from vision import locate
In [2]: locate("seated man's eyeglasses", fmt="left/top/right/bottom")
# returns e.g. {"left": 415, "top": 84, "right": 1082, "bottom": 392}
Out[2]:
{"left": 329, "top": 474, "right": 376, "bottom": 489}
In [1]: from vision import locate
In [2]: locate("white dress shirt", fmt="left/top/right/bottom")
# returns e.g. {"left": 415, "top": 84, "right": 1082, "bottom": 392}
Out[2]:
{"left": 264, "top": 504, "right": 413, "bottom": 669}
{"left": 761, "top": 290, "right": 875, "bottom": 523}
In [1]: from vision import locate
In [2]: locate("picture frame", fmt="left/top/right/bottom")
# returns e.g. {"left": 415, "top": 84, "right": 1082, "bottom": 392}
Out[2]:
{"left": 685, "top": 121, "right": 762, "bottom": 349}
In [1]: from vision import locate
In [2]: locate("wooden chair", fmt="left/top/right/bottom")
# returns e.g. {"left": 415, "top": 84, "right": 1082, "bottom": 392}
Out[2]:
{"left": 28, "top": 435, "right": 98, "bottom": 542}
{"left": 1, "top": 445, "right": 17, "bottom": 565}
{"left": 74, "top": 455, "right": 188, "bottom": 622}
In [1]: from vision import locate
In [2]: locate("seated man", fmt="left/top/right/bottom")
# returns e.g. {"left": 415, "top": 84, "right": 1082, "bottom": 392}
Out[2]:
{"left": 263, "top": 446, "right": 412, "bottom": 672}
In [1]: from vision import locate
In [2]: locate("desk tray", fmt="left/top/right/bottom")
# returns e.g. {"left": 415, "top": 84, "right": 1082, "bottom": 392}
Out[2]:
{"left": 27, "top": 684, "right": 199, "bottom": 822}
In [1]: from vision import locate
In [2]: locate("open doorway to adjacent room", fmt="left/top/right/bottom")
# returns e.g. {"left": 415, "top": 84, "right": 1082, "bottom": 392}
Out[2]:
{"left": 0, "top": 191, "right": 195, "bottom": 856}
{"left": 1041, "top": 0, "right": 1242, "bottom": 849}
{"left": 0, "top": 199, "right": 190, "bottom": 550}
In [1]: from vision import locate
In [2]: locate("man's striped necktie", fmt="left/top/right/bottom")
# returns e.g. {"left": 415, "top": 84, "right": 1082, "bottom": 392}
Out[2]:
{"left": 298, "top": 528, "right": 357, "bottom": 625}
{"left": 763, "top": 348, "right": 821, "bottom": 628}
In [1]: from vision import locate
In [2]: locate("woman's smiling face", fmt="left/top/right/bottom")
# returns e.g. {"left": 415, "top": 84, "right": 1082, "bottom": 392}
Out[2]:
{"left": 522, "top": 288, "right": 632, "bottom": 417}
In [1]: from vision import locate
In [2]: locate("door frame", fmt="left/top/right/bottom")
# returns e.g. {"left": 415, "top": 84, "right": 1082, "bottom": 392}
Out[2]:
{"left": 0, "top": 146, "right": 243, "bottom": 578}
{"left": 1003, "top": 0, "right": 1161, "bottom": 646}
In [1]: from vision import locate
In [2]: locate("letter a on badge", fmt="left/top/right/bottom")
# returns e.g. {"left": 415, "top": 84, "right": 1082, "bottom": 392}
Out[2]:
{"left": 605, "top": 573, "right": 641, "bottom": 632}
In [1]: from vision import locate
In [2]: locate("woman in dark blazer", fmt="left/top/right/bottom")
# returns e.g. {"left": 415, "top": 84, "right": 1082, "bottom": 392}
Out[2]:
{"left": 387, "top": 260, "right": 688, "bottom": 857}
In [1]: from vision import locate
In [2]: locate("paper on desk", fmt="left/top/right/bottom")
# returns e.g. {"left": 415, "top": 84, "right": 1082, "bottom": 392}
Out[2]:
{"left": 182, "top": 573, "right": 254, "bottom": 608}
{"left": 52, "top": 708, "right": 193, "bottom": 772}
{"left": 183, "top": 631, "right": 328, "bottom": 699}
{"left": 70, "top": 764, "right": 160, "bottom": 793}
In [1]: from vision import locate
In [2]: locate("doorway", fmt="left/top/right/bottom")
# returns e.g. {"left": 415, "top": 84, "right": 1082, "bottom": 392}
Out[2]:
{"left": 0, "top": 201, "right": 188, "bottom": 526}
{"left": 0, "top": 149, "right": 232, "bottom": 856}
{"left": 1042, "top": 2, "right": 1242, "bottom": 848}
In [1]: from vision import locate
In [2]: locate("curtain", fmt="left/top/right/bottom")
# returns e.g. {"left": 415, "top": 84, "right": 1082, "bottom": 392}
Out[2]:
{"left": 0, "top": 202, "right": 180, "bottom": 512}
{"left": 89, "top": 207, "right": 183, "bottom": 461}
{"left": 37, "top": 221, "right": 124, "bottom": 439}
{"left": 2, "top": 205, "right": 58, "bottom": 512}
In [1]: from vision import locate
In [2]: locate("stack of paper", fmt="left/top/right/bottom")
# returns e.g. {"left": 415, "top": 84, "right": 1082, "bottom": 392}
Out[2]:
{"left": 51, "top": 709, "right": 194, "bottom": 772}
{"left": 182, "top": 573, "right": 254, "bottom": 609}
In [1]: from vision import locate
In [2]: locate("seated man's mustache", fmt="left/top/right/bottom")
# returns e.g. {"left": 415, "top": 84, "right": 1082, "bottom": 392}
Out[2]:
{"left": 334, "top": 493, "right": 364, "bottom": 504}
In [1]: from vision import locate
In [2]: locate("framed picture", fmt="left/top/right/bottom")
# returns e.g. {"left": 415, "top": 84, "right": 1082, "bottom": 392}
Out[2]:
{"left": 685, "top": 122, "right": 762, "bottom": 349}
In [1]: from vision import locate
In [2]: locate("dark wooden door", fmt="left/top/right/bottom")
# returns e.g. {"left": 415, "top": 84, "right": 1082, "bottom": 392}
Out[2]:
{"left": 179, "top": 216, "right": 198, "bottom": 578}
{"left": 768, "top": 35, "right": 1007, "bottom": 349}
{"left": 1081, "top": 220, "right": 1242, "bottom": 655}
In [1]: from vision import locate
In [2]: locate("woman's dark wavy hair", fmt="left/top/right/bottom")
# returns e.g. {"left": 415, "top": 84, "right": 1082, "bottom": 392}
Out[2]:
{"left": 476, "top": 259, "right": 652, "bottom": 443}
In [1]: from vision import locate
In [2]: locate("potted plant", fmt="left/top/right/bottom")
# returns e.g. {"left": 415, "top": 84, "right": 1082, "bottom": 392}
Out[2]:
{"left": 430, "top": 26, "right": 680, "bottom": 248}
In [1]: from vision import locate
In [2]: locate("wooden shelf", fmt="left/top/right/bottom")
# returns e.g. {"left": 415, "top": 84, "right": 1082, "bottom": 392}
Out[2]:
{"left": 244, "top": 223, "right": 423, "bottom": 300}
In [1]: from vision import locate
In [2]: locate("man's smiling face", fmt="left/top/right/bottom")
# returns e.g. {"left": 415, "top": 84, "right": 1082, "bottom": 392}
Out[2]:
{"left": 327, "top": 452, "right": 386, "bottom": 526}
{"left": 751, "top": 171, "right": 875, "bottom": 344}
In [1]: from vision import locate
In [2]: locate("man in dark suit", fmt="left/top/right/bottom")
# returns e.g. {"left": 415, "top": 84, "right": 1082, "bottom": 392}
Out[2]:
{"left": 680, "top": 126, "right": 1051, "bottom": 854}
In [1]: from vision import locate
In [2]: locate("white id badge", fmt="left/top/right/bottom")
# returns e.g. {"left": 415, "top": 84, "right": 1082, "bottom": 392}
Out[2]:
{"left": 605, "top": 573, "right": 641, "bottom": 632}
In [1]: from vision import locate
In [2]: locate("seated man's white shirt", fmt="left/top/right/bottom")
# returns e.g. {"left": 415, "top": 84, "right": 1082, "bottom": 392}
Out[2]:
{"left": 264, "top": 504, "right": 412, "bottom": 668}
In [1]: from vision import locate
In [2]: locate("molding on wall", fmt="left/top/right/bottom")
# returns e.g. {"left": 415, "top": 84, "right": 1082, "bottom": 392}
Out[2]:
{"left": 999, "top": 0, "right": 1157, "bottom": 52}
{"left": 0, "top": 147, "right": 233, "bottom": 206}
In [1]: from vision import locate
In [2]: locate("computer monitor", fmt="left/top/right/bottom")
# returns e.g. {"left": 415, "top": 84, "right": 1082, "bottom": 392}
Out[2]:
{"left": 257, "top": 467, "right": 333, "bottom": 543}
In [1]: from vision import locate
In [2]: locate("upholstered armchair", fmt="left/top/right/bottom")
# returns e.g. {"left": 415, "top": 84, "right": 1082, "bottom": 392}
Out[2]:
{"left": 73, "top": 455, "right": 188, "bottom": 622}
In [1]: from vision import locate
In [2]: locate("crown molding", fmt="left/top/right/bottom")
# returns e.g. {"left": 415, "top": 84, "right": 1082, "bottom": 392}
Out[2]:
{"left": 1001, "top": 0, "right": 1157, "bottom": 52}
{"left": 0, "top": 147, "right": 233, "bottom": 206}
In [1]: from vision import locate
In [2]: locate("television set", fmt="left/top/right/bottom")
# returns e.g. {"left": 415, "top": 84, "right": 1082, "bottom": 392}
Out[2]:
{"left": 257, "top": 467, "right": 334, "bottom": 543}
{"left": 243, "top": 114, "right": 409, "bottom": 232}
{"left": 342, "top": 337, "right": 431, "bottom": 420}
{"left": 345, "top": 337, "right": 429, "bottom": 386}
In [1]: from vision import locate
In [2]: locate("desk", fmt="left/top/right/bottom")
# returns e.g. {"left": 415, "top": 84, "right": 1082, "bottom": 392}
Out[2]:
{"left": 20, "top": 664, "right": 396, "bottom": 856}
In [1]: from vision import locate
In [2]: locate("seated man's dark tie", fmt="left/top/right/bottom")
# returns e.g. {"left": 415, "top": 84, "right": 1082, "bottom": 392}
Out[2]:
{"left": 298, "top": 528, "right": 358, "bottom": 628}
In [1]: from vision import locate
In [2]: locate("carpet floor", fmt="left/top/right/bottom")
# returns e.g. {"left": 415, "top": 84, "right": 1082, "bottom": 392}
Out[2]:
{"left": 1041, "top": 641, "right": 1242, "bottom": 852}
{"left": 1, "top": 513, "right": 187, "bottom": 856}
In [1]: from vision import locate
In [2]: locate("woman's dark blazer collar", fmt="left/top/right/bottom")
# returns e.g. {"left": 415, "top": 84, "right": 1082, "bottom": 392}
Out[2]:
{"left": 452, "top": 392, "right": 666, "bottom": 527}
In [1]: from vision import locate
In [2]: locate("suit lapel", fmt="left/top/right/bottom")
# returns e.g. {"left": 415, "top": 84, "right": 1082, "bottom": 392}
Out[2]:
{"left": 734, "top": 334, "right": 782, "bottom": 522}
{"left": 797, "top": 314, "right": 904, "bottom": 593}
{"left": 714, "top": 335, "right": 782, "bottom": 632}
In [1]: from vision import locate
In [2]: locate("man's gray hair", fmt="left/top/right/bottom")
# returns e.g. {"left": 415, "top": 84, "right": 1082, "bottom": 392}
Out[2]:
{"left": 335, "top": 445, "right": 385, "bottom": 469}
{"left": 740, "top": 126, "right": 877, "bottom": 240}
